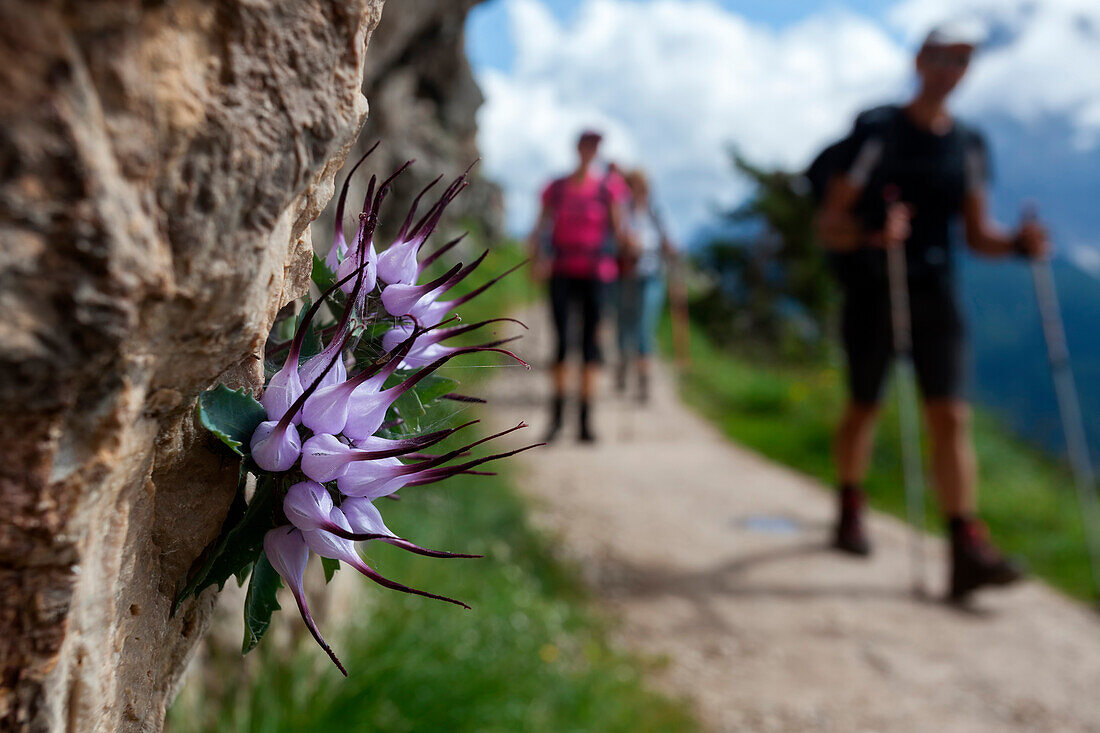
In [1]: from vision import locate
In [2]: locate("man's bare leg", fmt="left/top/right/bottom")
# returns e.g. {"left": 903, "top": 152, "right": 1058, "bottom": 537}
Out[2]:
{"left": 923, "top": 397, "right": 1022, "bottom": 598}
{"left": 923, "top": 398, "right": 976, "bottom": 516}
{"left": 836, "top": 402, "right": 880, "bottom": 485}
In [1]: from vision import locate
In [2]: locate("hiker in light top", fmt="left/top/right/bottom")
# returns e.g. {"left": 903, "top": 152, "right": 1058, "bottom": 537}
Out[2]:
{"left": 615, "top": 169, "right": 677, "bottom": 404}
{"left": 813, "top": 22, "right": 1048, "bottom": 600}
{"left": 527, "top": 130, "right": 630, "bottom": 443}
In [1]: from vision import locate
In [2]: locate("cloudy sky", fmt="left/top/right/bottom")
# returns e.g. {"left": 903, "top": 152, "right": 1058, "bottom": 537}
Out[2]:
{"left": 465, "top": 0, "right": 1100, "bottom": 242}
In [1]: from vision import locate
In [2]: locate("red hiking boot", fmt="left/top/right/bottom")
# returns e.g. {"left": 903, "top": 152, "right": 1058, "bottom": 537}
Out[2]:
{"left": 833, "top": 486, "right": 871, "bottom": 556}
{"left": 949, "top": 518, "right": 1024, "bottom": 601}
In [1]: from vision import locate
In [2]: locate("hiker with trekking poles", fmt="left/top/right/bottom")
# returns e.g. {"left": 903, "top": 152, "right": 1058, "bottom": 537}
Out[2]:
{"left": 527, "top": 129, "right": 631, "bottom": 443}
{"left": 810, "top": 22, "right": 1049, "bottom": 601}
{"left": 615, "top": 169, "right": 682, "bottom": 404}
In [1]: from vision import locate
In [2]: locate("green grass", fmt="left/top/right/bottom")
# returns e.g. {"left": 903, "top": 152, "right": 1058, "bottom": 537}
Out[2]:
{"left": 168, "top": 240, "right": 695, "bottom": 732}
{"left": 664, "top": 318, "right": 1094, "bottom": 599}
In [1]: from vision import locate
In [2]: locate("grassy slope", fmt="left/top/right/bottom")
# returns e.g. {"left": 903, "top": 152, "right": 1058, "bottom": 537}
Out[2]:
{"left": 168, "top": 242, "right": 694, "bottom": 732}
{"left": 664, "top": 318, "right": 1093, "bottom": 599}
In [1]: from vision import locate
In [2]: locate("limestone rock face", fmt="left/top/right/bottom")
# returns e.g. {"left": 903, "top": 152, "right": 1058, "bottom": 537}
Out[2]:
{"left": 0, "top": 1, "right": 384, "bottom": 729}
{"left": 314, "top": 0, "right": 502, "bottom": 250}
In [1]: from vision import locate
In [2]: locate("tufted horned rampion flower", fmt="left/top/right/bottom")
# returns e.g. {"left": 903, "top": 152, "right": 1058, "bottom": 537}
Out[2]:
{"left": 197, "top": 148, "right": 541, "bottom": 675}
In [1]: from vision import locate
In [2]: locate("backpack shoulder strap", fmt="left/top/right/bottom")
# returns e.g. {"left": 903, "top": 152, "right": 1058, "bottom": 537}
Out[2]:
{"left": 547, "top": 177, "right": 567, "bottom": 212}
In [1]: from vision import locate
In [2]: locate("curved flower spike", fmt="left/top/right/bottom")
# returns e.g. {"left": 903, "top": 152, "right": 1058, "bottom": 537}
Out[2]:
{"left": 335, "top": 213, "right": 377, "bottom": 297}
{"left": 300, "top": 324, "right": 424, "bottom": 435}
{"left": 376, "top": 167, "right": 472, "bottom": 286}
{"left": 341, "top": 497, "right": 481, "bottom": 558}
{"left": 342, "top": 346, "right": 529, "bottom": 442}
{"left": 376, "top": 174, "right": 443, "bottom": 285}
{"left": 325, "top": 142, "right": 379, "bottom": 270}
{"left": 412, "top": 258, "right": 529, "bottom": 328}
{"left": 382, "top": 317, "right": 528, "bottom": 369}
{"left": 380, "top": 260, "right": 466, "bottom": 320}
{"left": 300, "top": 423, "right": 473, "bottom": 483}
{"left": 338, "top": 422, "right": 529, "bottom": 499}
{"left": 263, "top": 527, "right": 347, "bottom": 676}
{"left": 417, "top": 232, "right": 467, "bottom": 275}
{"left": 302, "top": 507, "right": 470, "bottom": 609}
{"left": 261, "top": 358, "right": 305, "bottom": 423}
{"left": 403, "top": 441, "right": 544, "bottom": 489}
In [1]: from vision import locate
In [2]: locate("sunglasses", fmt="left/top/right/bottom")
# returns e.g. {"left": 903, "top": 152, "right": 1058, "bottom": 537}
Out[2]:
{"left": 924, "top": 48, "right": 972, "bottom": 69}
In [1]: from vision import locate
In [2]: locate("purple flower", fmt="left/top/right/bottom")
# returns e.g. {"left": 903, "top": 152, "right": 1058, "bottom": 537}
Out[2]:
{"left": 382, "top": 253, "right": 528, "bottom": 327}
{"left": 337, "top": 422, "right": 535, "bottom": 499}
{"left": 301, "top": 506, "right": 470, "bottom": 609}
{"left": 341, "top": 496, "right": 480, "bottom": 558}
{"left": 261, "top": 359, "right": 304, "bottom": 424}
{"left": 342, "top": 346, "right": 528, "bottom": 442}
{"left": 299, "top": 329, "right": 416, "bottom": 435}
{"left": 253, "top": 329, "right": 351, "bottom": 471}
{"left": 250, "top": 420, "right": 302, "bottom": 472}
{"left": 264, "top": 527, "right": 347, "bottom": 676}
{"left": 382, "top": 317, "right": 527, "bottom": 369}
{"left": 376, "top": 169, "right": 470, "bottom": 286}
{"left": 282, "top": 480, "right": 336, "bottom": 531}
{"left": 324, "top": 142, "right": 378, "bottom": 271}
{"left": 300, "top": 423, "right": 471, "bottom": 483}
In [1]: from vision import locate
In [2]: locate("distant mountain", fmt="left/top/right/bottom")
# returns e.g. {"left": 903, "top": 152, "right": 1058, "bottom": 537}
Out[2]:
{"left": 959, "top": 112, "right": 1100, "bottom": 463}
{"left": 961, "top": 254, "right": 1100, "bottom": 461}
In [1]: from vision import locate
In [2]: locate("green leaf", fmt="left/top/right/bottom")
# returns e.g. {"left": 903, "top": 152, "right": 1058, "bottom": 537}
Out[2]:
{"left": 410, "top": 373, "right": 460, "bottom": 404}
{"left": 173, "top": 474, "right": 280, "bottom": 613}
{"left": 293, "top": 295, "right": 325, "bottom": 363}
{"left": 321, "top": 557, "right": 341, "bottom": 583}
{"left": 242, "top": 552, "right": 282, "bottom": 654}
{"left": 235, "top": 561, "right": 254, "bottom": 588}
{"left": 312, "top": 252, "right": 336, "bottom": 292}
{"left": 196, "top": 385, "right": 267, "bottom": 457}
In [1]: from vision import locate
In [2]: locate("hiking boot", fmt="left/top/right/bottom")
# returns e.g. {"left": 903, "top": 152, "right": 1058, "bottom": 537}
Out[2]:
{"left": 832, "top": 486, "right": 871, "bottom": 556}
{"left": 543, "top": 395, "right": 564, "bottom": 444}
{"left": 578, "top": 400, "right": 597, "bottom": 443}
{"left": 637, "top": 371, "right": 650, "bottom": 405}
{"left": 614, "top": 362, "right": 628, "bottom": 395}
{"left": 949, "top": 518, "right": 1023, "bottom": 601}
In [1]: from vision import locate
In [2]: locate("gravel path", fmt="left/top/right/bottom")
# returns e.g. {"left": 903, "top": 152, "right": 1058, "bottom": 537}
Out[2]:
{"left": 485, "top": 307, "right": 1100, "bottom": 733}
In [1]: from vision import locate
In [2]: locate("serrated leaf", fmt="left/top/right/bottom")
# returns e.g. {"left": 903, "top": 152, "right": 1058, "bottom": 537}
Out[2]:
{"left": 312, "top": 252, "right": 336, "bottom": 292}
{"left": 173, "top": 474, "right": 279, "bottom": 613}
{"left": 242, "top": 552, "right": 282, "bottom": 654}
{"left": 196, "top": 385, "right": 267, "bottom": 457}
{"left": 321, "top": 557, "right": 341, "bottom": 583}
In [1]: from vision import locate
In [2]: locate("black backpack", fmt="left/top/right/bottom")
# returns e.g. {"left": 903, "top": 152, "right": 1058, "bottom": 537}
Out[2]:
{"left": 805, "top": 139, "right": 851, "bottom": 205}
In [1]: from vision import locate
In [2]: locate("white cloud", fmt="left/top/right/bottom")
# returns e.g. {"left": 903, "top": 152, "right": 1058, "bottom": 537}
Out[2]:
{"left": 476, "top": 0, "right": 1100, "bottom": 238}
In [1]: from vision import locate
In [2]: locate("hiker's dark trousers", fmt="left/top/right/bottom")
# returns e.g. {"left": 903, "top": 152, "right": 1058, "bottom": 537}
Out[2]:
{"left": 841, "top": 280, "right": 968, "bottom": 405}
{"left": 549, "top": 275, "right": 606, "bottom": 366}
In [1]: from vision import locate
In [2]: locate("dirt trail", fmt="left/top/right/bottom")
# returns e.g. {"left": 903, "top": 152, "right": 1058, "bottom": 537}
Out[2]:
{"left": 485, "top": 307, "right": 1100, "bottom": 733}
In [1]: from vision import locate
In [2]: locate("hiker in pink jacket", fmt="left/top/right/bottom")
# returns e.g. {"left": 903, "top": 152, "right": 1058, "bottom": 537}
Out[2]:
{"left": 527, "top": 130, "right": 631, "bottom": 443}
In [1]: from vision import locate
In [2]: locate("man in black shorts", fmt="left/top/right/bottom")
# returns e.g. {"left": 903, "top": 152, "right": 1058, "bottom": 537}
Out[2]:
{"left": 815, "top": 22, "right": 1048, "bottom": 600}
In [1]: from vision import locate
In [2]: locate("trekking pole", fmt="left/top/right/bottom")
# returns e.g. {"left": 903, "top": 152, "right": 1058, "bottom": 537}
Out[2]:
{"left": 1024, "top": 207, "right": 1100, "bottom": 599}
{"left": 883, "top": 185, "right": 929, "bottom": 596}
{"left": 670, "top": 258, "right": 691, "bottom": 371}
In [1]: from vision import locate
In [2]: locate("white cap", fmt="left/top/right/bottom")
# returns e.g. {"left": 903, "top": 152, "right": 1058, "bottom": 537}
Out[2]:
{"left": 922, "top": 18, "right": 987, "bottom": 49}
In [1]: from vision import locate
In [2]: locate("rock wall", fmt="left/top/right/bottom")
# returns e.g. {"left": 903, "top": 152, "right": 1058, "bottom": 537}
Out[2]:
{"left": 0, "top": 1, "right": 384, "bottom": 730}
{"left": 313, "top": 0, "right": 502, "bottom": 250}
